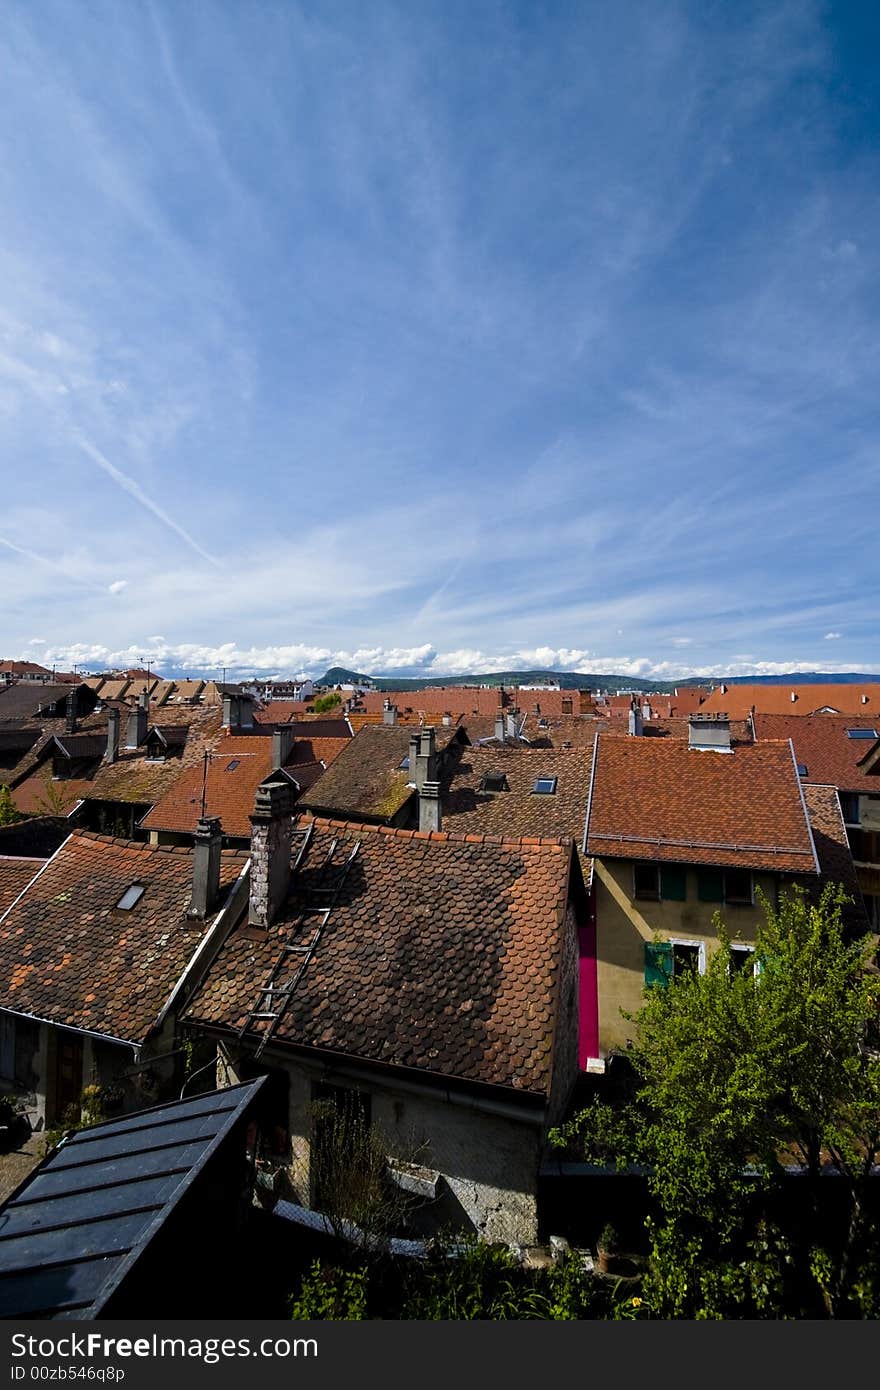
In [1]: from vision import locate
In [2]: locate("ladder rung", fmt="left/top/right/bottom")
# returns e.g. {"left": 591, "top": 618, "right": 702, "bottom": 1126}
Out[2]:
{"left": 284, "top": 944, "right": 312, "bottom": 953}
{"left": 248, "top": 1011, "right": 278, "bottom": 1020}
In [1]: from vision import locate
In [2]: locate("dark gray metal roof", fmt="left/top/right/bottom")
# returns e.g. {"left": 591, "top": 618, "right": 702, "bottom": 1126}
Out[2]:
{"left": 0, "top": 1079, "right": 264, "bottom": 1320}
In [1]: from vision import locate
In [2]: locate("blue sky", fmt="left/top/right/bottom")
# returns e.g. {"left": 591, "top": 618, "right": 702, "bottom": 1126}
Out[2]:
{"left": 1, "top": 0, "right": 877, "bottom": 681}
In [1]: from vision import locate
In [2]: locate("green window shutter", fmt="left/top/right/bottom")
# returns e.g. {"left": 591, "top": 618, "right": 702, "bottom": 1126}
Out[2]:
{"left": 645, "top": 941, "right": 673, "bottom": 987}
{"left": 660, "top": 864, "right": 687, "bottom": 901}
{"left": 697, "top": 869, "right": 724, "bottom": 903}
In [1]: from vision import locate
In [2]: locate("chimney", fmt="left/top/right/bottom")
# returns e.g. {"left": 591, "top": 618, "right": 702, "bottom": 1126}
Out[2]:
{"left": 408, "top": 731, "right": 420, "bottom": 784}
{"left": 495, "top": 709, "right": 506, "bottom": 744}
{"left": 861, "top": 694, "right": 868, "bottom": 705}
{"left": 415, "top": 726, "right": 438, "bottom": 792}
{"left": 720, "top": 682, "right": 727, "bottom": 694}
{"left": 65, "top": 691, "right": 77, "bottom": 734}
{"left": 249, "top": 782, "right": 294, "bottom": 928}
{"left": 641, "top": 701, "right": 652, "bottom": 722}
{"left": 442, "top": 711, "right": 452, "bottom": 727}
{"left": 790, "top": 691, "right": 797, "bottom": 704}
{"left": 628, "top": 699, "right": 643, "bottom": 737}
{"left": 105, "top": 708, "right": 120, "bottom": 764}
{"left": 125, "top": 701, "right": 148, "bottom": 749}
{"left": 383, "top": 699, "right": 398, "bottom": 726}
{"left": 506, "top": 710, "right": 519, "bottom": 741}
{"left": 188, "top": 816, "right": 222, "bottom": 919}
{"left": 272, "top": 726, "right": 295, "bottom": 769}
{"left": 688, "top": 713, "right": 731, "bottom": 753}
{"left": 222, "top": 694, "right": 237, "bottom": 729}
{"left": 138, "top": 687, "right": 149, "bottom": 712}
{"left": 419, "top": 779, "right": 442, "bottom": 833}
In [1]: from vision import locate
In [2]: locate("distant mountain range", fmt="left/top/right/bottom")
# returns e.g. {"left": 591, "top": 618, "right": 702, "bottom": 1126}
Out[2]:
{"left": 319, "top": 666, "right": 880, "bottom": 692}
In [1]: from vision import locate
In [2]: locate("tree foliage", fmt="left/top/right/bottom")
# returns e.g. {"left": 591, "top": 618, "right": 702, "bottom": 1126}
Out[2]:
{"left": 312, "top": 693, "right": 342, "bottom": 713}
{"left": 0, "top": 784, "right": 21, "bottom": 826}
{"left": 553, "top": 884, "right": 880, "bottom": 1318}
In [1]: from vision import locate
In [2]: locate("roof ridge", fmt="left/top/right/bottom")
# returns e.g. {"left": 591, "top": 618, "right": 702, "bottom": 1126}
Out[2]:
{"left": 71, "top": 829, "right": 193, "bottom": 856}
{"left": 307, "top": 815, "right": 571, "bottom": 850}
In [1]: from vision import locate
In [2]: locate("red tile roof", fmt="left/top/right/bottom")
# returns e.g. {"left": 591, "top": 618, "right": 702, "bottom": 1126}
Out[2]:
{"left": 356, "top": 687, "right": 511, "bottom": 717}
{"left": 0, "top": 832, "right": 247, "bottom": 1043}
{"left": 0, "top": 857, "right": 44, "bottom": 914}
{"left": 585, "top": 733, "right": 818, "bottom": 874}
{"left": 752, "top": 714, "right": 880, "bottom": 793}
{"left": 699, "top": 683, "right": 880, "bottom": 718}
{"left": 185, "top": 817, "right": 577, "bottom": 1100}
{"left": 139, "top": 735, "right": 280, "bottom": 838}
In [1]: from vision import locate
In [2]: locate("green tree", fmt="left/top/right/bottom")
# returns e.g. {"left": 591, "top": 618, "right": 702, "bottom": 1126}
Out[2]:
{"left": 312, "top": 692, "right": 342, "bottom": 713}
{"left": 0, "top": 784, "right": 21, "bottom": 826}
{"left": 553, "top": 884, "right": 880, "bottom": 1318}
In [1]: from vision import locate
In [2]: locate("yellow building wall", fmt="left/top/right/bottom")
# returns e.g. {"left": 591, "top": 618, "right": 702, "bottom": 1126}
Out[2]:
{"left": 595, "top": 858, "right": 779, "bottom": 1054}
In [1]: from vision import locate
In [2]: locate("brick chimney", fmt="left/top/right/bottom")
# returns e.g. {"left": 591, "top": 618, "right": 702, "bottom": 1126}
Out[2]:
{"left": 65, "top": 691, "right": 77, "bottom": 734}
{"left": 383, "top": 699, "right": 398, "bottom": 725}
{"left": 188, "top": 816, "right": 222, "bottom": 919}
{"left": 249, "top": 782, "right": 293, "bottom": 927}
{"left": 272, "top": 726, "right": 295, "bottom": 769}
{"left": 105, "top": 707, "right": 120, "bottom": 764}
{"left": 415, "top": 726, "right": 438, "bottom": 792}
{"left": 126, "top": 701, "right": 148, "bottom": 749}
{"left": 419, "top": 779, "right": 442, "bottom": 833}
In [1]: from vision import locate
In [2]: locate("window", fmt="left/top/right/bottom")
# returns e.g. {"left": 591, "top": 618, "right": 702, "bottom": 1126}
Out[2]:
{"left": 672, "top": 941, "right": 702, "bottom": 978}
{"left": 480, "top": 772, "right": 509, "bottom": 793}
{"left": 697, "top": 868, "right": 752, "bottom": 905}
{"left": 634, "top": 862, "right": 687, "bottom": 901}
{"left": 225, "top": 759, "right": 240, "bottom": 772}
{"left": 532, "top": 776, "right": 557, "bottom": 795}
{"left": 796, "top": 762, "right": 808, "bottom": 777}
{"left": 398, "top": 756, "right": 410, "bottom": 770}
{"left": 116, "top": 884, "right": 145, "bottom": 910}
{"left": 634, "top": 862, "right": 660, "bottom": 900}
{"left": 730, "top": 944, "right": 757, "bottom": 977}
{"left": 644, "top": 938, "right": 705, "bottom": 986}
{"left": 846, "top": 728, "right": 878, "bottom": 740}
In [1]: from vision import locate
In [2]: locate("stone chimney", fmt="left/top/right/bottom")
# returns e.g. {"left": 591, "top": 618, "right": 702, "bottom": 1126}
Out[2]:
{"left": 505, "top": 709, "right": 519, "bottom": 741}
{"left": 415, "top": 726, "right": 438, "bottom": 792}
{"left": 628, "top": 699, "right": 643, "bottom": 737}
{"left": 408, "top": 731, "right": 421, "bottom": 784}
{"left": 383, "top": 699, "right": 398, "bottom": 726}
{"left": 419, "top": 779, "right": 442, "bottom": 833}
{"left": 249, "top": 782, "right": 293, "bottom": 927}
{"left": 138, "top": 687, "right": 150, "bottom": 712}
{"left": 442, "top": 711, "right": 452, "bottom": 727}
{"left": 641, "top": 701, "right": 652, "bottom": 722}
{"left": 126, "top": 700, "right": 148, "bottom": 749}
{"left": 188, "top": 816, "right": 222, "bottom": 919}
{"left": 495, "top": 709, "right": 506, "bottom": 744}
{"left": 105, "top": 707, "right": 120, "bottom": 764}
{"left": 65, "top": 691, "right": 77, "bottom": 734}
{"left": 272, "top": 726, "right": 295, "bottom": 769}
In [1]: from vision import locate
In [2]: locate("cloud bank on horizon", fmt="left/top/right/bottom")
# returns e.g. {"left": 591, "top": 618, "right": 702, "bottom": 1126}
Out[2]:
{"left": 1, "top": 2, "right": 877, "bottom": 679}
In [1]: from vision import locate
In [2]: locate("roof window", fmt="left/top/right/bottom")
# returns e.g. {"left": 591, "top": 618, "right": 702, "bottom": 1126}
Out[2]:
{"left": 796, "top": 763, "right": 808, "bottom": 777}
{"left": 532, "top": 776, "right": 557, "bottom": 795}
{"left": 399, "top": 756, "right": 410, "bottom": 770}
{"left": 116, "top": 884, "right": 145, "bottom": 910}
{"left": 846, "top": 728, "right": 877, "bottom": 740}
{"left": 225, "top": 759, "right": 241, "bottom": 771}
{"left": 480, "top": 772, "right": 509, "bottom": 793}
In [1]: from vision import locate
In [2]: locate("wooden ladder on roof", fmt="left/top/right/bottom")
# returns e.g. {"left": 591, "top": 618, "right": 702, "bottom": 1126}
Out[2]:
{"left": 238, "top": 830, "right": 361, "bottom": 1060}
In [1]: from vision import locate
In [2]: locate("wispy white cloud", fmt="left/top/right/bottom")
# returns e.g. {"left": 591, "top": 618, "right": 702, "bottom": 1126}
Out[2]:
{"left": 108, "top": 579, "right": 128, "bottom": 594}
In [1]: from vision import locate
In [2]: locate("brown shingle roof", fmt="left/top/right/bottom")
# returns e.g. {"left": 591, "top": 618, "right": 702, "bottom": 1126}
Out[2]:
{"left": 0, "top": 857, "right": 44, "bottom": 914}
{"left": 585, "top": 734, "right": 818, "bottom": 874}
{"left": 442, "top": 743, "right": 592, "bottom": 876}
{"left": 0, "top": 832, "right": 247, "bottom": 1043}
{"left": 753, "top": 713, "right": 880, "bottom": 793}
{"left": 84, "top": 708, "right": 223, "bottom": 807}
{"left": 300, "top": 724, "right": 463, "bottom": 821}
{"left": 185, "top": 818, "right": 576, "bottom": 1099}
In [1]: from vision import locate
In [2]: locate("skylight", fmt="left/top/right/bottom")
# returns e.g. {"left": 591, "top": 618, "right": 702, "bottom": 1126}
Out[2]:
{"left": 796, "top": 763, "right": 808, "bottom": 777}
{"left": 846, "top": 729, "right": 877, "bottom": 740}
{"left": 225, "top": 759, "right": 241, "bottom": 771}
{"left": 480, "top": 773, "right": 509, "bottom": 793}
{"left": 532, "top": 777, "right": 558, "bottom": 794}
{"left": 399, "top": 756, "right": 410, "bottom": 770}
{"left": 116, "top": 884, "right": 145, "bottom": 911}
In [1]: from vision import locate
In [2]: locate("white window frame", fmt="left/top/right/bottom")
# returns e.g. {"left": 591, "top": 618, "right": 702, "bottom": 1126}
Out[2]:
{"left": 669, "top": 937, "right": 706, "bottom": 978}
{"left": 729, "top": 942, "right": 758, "bottom": 978}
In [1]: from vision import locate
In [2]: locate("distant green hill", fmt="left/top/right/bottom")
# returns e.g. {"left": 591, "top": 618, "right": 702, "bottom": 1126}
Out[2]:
{"left": 318, "top": 666, "right": 880, "bottom": 692}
